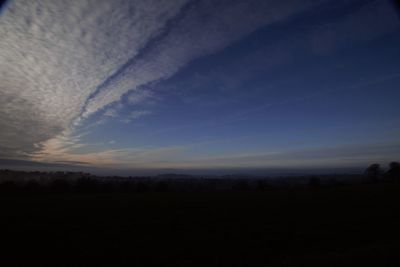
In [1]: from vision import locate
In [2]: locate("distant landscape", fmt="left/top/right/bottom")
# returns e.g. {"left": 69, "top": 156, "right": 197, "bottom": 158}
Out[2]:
{"left": 1, "top": 164, "right": 399, "bottom": 266}
{"left": 0, "top": 161, "right": 399, "bottom": 193}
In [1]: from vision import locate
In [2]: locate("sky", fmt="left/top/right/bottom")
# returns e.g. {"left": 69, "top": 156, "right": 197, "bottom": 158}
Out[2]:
{"left": 0, "top": 0, "right": 400, "bottom": 175}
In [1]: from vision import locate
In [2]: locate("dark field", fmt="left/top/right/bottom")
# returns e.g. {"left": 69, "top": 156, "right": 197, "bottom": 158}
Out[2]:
{"left": 1, "top": 183, "right": 399, "bottom": 266}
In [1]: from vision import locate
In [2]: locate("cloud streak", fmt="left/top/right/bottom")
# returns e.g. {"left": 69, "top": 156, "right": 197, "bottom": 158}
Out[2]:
{"left": 1, "top": 0, "right": 398, "bottom": 166}
{"left": 82, "top": 0, "right": 331, "bottom": 118}
{"left": 37, "top": 141, "right": 400, "bottom": 170}
{"left": 0, "top": 0, "right": 188, "bottom": 158}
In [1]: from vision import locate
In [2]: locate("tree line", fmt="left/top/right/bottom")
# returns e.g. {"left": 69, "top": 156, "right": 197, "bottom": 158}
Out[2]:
{"left": 365, "top": 161, "right": 400, "bottom": 182}
{"left": 0, "top": 161, "right": 398, "bottom": 193}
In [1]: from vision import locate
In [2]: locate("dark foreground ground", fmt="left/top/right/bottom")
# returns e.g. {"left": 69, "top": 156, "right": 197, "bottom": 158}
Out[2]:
{"left": 1, "top": 183, "right": 399, "bottom": 266}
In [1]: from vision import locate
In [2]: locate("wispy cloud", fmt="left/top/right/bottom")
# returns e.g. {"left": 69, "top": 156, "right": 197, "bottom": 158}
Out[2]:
{"left": 81, "top": 0, "right": 331, "bottom": 118}
{"left": 0, "top": 0, "right": 188, "bottom": 158}
{"left": 103, "top": 107, "right": 119, "bottom": 118}
{"left": 122, "top": 110, "right": 152, "bottom": 123}
{"left": 127, "top": 89, "right": 156, "bottom": 105}
{"left": 1, "top": 0, "right": 398, "bottom": 165}
{"left": 33, "top": 143, "right": 187, "bottom": 168}
{"left": 157, "top": 0, "right": 400, "bottom": 117}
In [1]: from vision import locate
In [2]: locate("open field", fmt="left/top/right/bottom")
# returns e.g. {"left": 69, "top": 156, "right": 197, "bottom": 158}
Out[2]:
{"left": 1, "top": 183, "right": 399, "bottom": 266}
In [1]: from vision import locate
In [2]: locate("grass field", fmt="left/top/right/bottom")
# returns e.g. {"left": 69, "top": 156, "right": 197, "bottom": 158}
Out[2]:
{"left": 1, "top": 183, "right": 399, "bottom": 266}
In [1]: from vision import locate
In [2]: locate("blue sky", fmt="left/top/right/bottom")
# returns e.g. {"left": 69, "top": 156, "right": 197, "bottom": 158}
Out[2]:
{"left": 0, "top": 0, "right": 400, "bottom": 174}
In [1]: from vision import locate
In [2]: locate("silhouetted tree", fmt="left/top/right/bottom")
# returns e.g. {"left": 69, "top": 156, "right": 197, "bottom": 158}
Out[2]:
{"left": 365, "top": 163, "right": 381, "bottom": 182}
{"left": 385, "top": 161, "right": 400, "bottom": 182}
